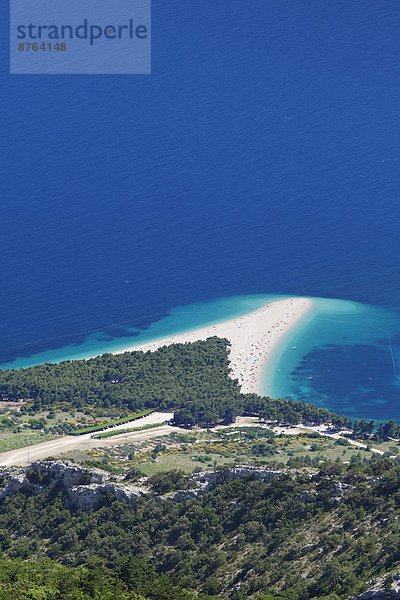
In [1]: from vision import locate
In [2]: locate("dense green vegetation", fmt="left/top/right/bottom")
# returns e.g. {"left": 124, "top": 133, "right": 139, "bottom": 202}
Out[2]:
{"left": 1, "top": 339, "right": 400, "bottom": 598}
{"left": 1, "top": 460, "right": 400, "bottom": 598}
{"left": 0, "top": 338, "right": 353, "bottom": 430}
{"left": 241, "top": 395, "right": 352, "bottom": 430}
{"left": 0, "top": 339, "right": 242, "bottom": 426}
{"left": 0, "top": 555, "right": 217, "bottom": 599}
{"left": 375, "top": 419, "right": 400, "bottom": 440}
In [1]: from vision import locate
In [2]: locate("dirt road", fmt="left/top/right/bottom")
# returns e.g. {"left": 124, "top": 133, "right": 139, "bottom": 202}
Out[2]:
{"left": 0, "top": 412, "right": 178, "bottom": 467}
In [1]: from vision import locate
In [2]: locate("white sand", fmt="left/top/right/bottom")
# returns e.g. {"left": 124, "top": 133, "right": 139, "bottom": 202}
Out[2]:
{"left": 115, "top": 297, "right": 312, "bottom": 394}
{"left": 0, "top": 298, "right": 314, "bottom": 467}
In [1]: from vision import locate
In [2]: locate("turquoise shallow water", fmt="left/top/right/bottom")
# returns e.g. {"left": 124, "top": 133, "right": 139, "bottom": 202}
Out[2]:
{"left": 0, "top": 294, "right": 281, "bottom": 370}
{"left": 2, "top": 294, "right": 399, "bottom": 422}
{"left": 263, "top": 297, "right": 400, "bottom": 421}
{"left": 2, "top": 2, "right": 400, "bottom": 422}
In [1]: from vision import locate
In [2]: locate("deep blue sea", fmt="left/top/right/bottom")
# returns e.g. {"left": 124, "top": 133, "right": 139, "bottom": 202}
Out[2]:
{"left": 2, "top": 0, "right": 400, "bottom": 421}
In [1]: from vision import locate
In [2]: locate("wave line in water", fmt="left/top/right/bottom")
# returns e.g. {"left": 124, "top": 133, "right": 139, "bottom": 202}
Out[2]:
{"left": 386, "top": 330, "right": 397, "bottom": 378}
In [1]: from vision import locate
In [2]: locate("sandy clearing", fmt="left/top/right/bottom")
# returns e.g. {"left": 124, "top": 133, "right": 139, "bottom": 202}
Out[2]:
{"left": 99, "top": 410, "right": 173, "bottom": 432}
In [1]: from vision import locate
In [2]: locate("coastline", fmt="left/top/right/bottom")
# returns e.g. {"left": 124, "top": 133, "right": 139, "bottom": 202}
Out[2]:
{"left": 260, "top": 298, "right": 321, "bottom": 398}
{"left": 114, "top": 297, "right": 313, "bottom": 395}
{"left": 0, "top": 294, "right": 284, "bottom": 371}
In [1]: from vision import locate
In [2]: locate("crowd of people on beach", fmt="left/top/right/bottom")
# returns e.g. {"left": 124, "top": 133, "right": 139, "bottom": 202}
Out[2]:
{"left": 118, "top": 298, "right": 311, "bottom": 396}
{"left": 229, "top": 299, "right": 310, "bottom": 393}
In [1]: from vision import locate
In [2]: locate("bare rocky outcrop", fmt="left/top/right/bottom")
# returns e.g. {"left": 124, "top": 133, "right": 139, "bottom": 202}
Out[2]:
{"left": 0, "top": 470, "right": 46, "bottom": 498}
{"left": 351, "top": 574, "right": 400, "bottom": 599}
{"left": 194, "top": 465, "right": 283, "bottom": 490}
{"left": 0, "top": 461, "right": 359, "bottom": 510}
{"left": 67, "top": 481, "right": 148, "bottom": 511}
{"left": 0, "top": 461, "right": 149, "bottom": 510}
{"left": 0, "top": 461, "right": 285, "bottom": 509}
{"left": 334, "top": 481, "right": 355, "bottom": 501}
{"left": 352, "top": 589, "right": 400, "bottom": 599}
{"left": 158, "top": 466, "right": 284, "bottom": 502}
{"left": 165, "top": 488, "right": 202, "bottom": 502}
{"left": 298, "top": 489, "right": 317, "bottom": 503}
{"left": 166, "top": 466, "right": 284, "bottom": 501}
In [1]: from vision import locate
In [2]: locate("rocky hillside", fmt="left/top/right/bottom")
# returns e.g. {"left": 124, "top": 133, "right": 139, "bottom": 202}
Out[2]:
{"left": 0, "top": 460, "right": 283, "bottom": 509}
{"left": 1, "top": 459, "right": 400, "bottom": 599}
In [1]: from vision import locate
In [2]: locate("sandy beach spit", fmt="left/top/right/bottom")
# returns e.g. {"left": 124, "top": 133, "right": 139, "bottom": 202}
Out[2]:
{"left": 115, "top": 297, "right": 312, "bottom": 395}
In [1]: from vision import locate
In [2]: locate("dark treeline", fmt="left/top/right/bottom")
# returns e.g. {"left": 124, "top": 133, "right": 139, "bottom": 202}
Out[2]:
{"left": 376, "top": 419, "right": 400, "bottom": 441}
{"left": 241, "top": 395, "right": 352, "bottom": 430}
{"left": 1, "top": 460, "right": 400, "bottom": 598}
{"left": 0, "top": 337, "right": 383, "bottom": 433}
{"left": 0, "top": 338, "right": 242, "bottom": 426}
